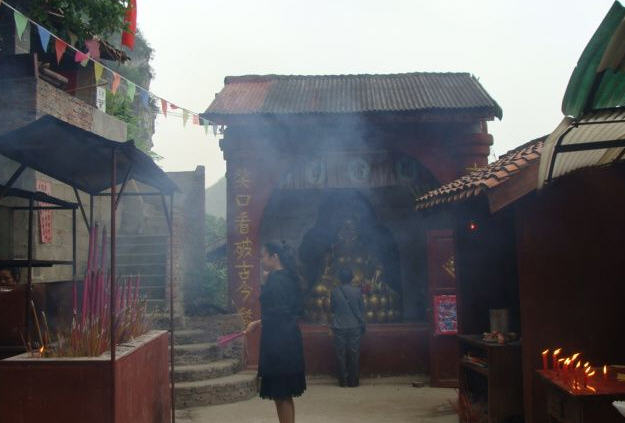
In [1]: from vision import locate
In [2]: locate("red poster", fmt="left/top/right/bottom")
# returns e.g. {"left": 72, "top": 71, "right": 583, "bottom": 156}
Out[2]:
{"left": 36, "top": 180, "right": 53, "bottom": 244}
{"left": 433, "top": 295, "right": 457, "bottom": 335}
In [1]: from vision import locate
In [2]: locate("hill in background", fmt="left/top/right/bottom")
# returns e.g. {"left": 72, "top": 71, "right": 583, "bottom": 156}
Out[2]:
{"left": 205, "top": 176, "right": 226, "bottom": 218}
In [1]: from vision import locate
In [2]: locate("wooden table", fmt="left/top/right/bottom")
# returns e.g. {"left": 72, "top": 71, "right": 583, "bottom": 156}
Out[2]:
{"left": 537, "top": 369, "right": 625, "bottom": 422}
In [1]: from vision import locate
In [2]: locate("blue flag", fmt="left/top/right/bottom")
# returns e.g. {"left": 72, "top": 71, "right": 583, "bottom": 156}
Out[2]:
{"left": 38, "top": 26, "right": 51, "bottom": 51}
{"left": 140, "top": 91, "right": 150, "bottom": 108}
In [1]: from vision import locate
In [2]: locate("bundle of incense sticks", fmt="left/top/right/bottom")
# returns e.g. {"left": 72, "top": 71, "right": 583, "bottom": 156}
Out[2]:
{"left": 217, "top": 331, "right": 245, "bottom": 348}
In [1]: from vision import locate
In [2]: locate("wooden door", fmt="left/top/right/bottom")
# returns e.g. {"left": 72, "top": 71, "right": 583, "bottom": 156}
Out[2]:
{"left": 426, "top": 229, "right": 459, "bottom": 388}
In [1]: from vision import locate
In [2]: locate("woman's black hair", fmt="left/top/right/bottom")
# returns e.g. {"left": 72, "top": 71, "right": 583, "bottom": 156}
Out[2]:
{"left": 337, "top": 267, "right": 353, "bottom": 285}
{"left": 264, "top": 240, "right": 298, "bottom": 278}
{"left": 0, "top": 267, "right": 20, "bottom": 282}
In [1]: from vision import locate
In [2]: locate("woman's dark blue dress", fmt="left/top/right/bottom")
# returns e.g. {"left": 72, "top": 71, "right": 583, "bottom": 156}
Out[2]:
{"left": 258, "top": 269, "right": 306, "bottom": 400}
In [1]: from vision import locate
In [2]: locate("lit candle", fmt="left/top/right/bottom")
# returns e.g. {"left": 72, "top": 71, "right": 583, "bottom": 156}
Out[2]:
{"left": 584, "top": 367, "right": 591, "bottom": 387}
{"left": 575, "top": 361, "right": 581, "bottom": 385}
{"left": 542, "top": 349, "right": 550, "bottom": 370}
{"left": 552, "top": 348, "right": 562, "bottom": 369}
{"left": 603, "top": 365, "right": 608, "bottom": 380}
{"left": 557, "top": 358, "right": 565, "bottom": 375}
{"left": 571, "top": 353, "right": 580, "bottom": 365}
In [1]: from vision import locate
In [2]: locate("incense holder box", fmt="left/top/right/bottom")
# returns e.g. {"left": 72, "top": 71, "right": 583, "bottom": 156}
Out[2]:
{"left": 0, "top": 330, "right": 170, "bottom": 423}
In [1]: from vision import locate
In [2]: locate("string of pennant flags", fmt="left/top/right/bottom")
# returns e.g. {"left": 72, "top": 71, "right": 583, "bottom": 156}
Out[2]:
{"left": 1, "top": 0, "right": 221, "bottom": 136}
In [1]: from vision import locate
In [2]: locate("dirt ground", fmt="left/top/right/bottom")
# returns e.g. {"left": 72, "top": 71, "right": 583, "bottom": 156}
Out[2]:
{"left": 178, "top": 376, "right": 458, "bottom": 423}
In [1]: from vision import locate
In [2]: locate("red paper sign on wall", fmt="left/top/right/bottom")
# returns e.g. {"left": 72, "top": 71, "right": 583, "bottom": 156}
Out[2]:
{"left": 433, "top": 294, "right": 457, "bottom": 335}
{"left": 36, "top": 179, "right": 53, "bottom": 244}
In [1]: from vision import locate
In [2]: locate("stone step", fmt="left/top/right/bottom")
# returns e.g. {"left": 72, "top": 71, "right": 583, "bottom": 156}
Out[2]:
{"left": 174, "top": 359, "right": 242, "bottom": 383}
{"left": 116, "top": 242, "right": 168, "bottom": 255}
{"left": 116, "top": 234, "right": 169, "bottom": 245}
{"left": 175, "top": 371, "right": 258, "bottom": 408}
{"left": 174, "top": 329, "right": 212, "bottom": 345}
{"left": 117, "top": 262, "right": 166, "bottom": 275}
{"left": 138, "top": 285, "right": 166, "bottom": 300}
{"left": 173, "top": 342, "right": 223, "bottom": 365}
{"left": 116, "top": 252, "right": 167, "bottom": 265}
{"left": 146, "top": 299, "right": 166, "bottom": 312}
{"left": 120, "top": 273, "right": 166, "bottom": 285}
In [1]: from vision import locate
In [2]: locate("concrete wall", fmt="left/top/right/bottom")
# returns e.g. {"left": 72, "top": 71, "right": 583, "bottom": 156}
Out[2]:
{"left": 0, "top": 71, "right": 127, "bottom": 284}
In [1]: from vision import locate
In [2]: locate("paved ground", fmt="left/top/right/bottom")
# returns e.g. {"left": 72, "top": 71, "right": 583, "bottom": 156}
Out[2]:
{"left": 177, "top": 376, "right": 458, "bottom": 423}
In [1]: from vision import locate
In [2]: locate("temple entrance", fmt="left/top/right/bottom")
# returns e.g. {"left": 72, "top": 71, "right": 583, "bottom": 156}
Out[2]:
{"left": 297, "top": 191, "right": 402, "bottom": 325}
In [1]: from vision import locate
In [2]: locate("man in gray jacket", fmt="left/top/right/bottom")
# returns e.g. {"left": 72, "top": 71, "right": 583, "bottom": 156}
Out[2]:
{"left": 330, "top": 267, "right": 366, "bottom": 387}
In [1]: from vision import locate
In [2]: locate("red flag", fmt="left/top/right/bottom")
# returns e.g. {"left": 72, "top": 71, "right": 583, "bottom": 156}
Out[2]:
{"left": 55, "top": 39, "right": 67, "bottom": 64}
{"left": 170, "top": 104, "right": 178, "bottom": 110}
{"left": 122, "top": 0, "right": 137, "bottom": 50}
{"left": 193, "top": 114, "right": 200, "bottom": 125}
{"left": 111, "top": 73, "right": 121, "bottom": 94}
{"left": 161, "top": 99, "right": 168, "bottom": 117}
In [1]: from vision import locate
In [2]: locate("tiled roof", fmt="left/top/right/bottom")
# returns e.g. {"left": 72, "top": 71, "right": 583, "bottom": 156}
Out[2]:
{"left": 203, "top": 73, "right": 502, "bottom": 118}
{"left": 415, "top": 138, "right": 545, "bottom": 210}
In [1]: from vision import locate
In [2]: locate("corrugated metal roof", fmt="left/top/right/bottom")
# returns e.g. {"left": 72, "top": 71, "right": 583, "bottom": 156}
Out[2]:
{"left": 415, "top": 138, "right": 544, "bottom": 210}
{"left": 538, "top": 109, "right": 625, "bottom": 187}
{"left": 203, "top": 73, "right": 502, "bottom": 119}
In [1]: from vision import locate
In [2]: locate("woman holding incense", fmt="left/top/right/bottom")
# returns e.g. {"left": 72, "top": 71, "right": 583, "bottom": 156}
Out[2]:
{"left": 245, "top": 241, "right": 305, "bottom": 423}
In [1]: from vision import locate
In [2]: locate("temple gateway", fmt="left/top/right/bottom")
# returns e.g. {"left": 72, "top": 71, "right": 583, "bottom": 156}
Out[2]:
{"left": 201, "top": 72, "right": 501, "bottom": 376}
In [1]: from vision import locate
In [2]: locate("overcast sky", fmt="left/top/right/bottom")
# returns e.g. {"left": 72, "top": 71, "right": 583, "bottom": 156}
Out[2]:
{"left": 138, "top": 0, "right": 615, "bottom": 187}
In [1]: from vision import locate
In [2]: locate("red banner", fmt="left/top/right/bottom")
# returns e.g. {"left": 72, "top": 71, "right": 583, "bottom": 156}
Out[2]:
{"left": 433, "top": 295, "right": 457, "bottom": 335}
{"left": 36, "top": 180, "right": 53, "bottom": 244}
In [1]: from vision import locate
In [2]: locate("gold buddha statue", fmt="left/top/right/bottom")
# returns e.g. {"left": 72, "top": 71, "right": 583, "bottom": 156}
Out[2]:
{"left": 306, "top": 217, "right": 401, "bottom": 324}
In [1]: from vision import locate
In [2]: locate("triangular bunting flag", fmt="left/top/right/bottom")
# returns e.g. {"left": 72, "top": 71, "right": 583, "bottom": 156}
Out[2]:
{"left": 182, "top": 109, "right": 189, "bottom": 127}
{"left": 111, "top": 73, "right": 121, "bottom": 94}
{"left": 37, "top": 26, "right": 51, "bottom": 51}
{"left": 55, "top": 39, "right": 67, "bottom": 64}
{"left": 140, "top": 91, "right": 150, "bottom": 108}
{"left": 94, "top": 62, "right": 104, "bottom": 82}
{"left": 193, "top": 114, "right": 200, "bottom": 125}
{"left": 14, "top": 10, "right": 28, "bottom": 40}
{"left": 161, "top": 99, "right": 168, "bottom": 117}
{"left": 170, "top": 104, "right": 178, "bottom": 110}
{"left": 75, "top": 50, "right": 89, "bottom": 63}
{"left": 85, "top": 39, "right": 101, "bottom": 60}
{"left": 126, "top": 82, "right": 136, "bottom": 100}
{"left": 203, "top": 122, "right": 209, "bottom": 135}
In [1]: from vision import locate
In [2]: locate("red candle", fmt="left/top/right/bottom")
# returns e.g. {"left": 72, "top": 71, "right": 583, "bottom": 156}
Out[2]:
{"left": 552, "top": 348, "right": 562, "bottom": 369}
{"left": 603, "top": 365, "right": 608, "bottom": 380}
{"left": 542, "top": 349, "right": 549, "bottom": 370}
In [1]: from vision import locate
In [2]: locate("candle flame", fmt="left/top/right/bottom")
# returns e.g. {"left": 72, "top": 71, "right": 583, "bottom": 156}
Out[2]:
{"left": 584, "top": 367, "right": 591, "bottom": 374}
{"left": 575, "top": 361, "right": 581, "bottom": 369}
{"left": 39, "top": 346, "right": 44, "bottom": 356}
{"left": 571, "top": 353, "right": 580, "bottom": 362}
{"left": 587, "top": 385, "right": 596, "bottom": 393}
{"left": 553, "top": 348, "right": 562, "bottom": 356}
{"left": 588, "top": 371, "right": 596, "bottom": 377}
{"left": 542, "top": 349, "right": 549, "bottom": 356}
{"left": 583, "top": 361, "right": 590, "bottom": 368}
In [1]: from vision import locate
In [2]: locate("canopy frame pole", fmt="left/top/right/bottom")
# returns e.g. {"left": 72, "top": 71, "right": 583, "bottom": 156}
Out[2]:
{"left": 24, "top": 196, "right": 34, "bottom": 346}
{"left": 160, "top": 192, "right": 176, "bottom": 423}
{"left": 73, "top": 187, "right": 90, "bottom": 230}
{"left": 0, "top": 164, "right": 27, "bottom": 201}
{"left": 114, "top": 165, "right": 133, "bottom": 211}
{"left": 110, "top": 147, "right": 118, "bottom": 420}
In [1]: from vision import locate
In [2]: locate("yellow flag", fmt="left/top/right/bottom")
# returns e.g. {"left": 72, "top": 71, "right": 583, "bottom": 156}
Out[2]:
{"left": 94, "top": 62, "right": 103, "bottom": 82}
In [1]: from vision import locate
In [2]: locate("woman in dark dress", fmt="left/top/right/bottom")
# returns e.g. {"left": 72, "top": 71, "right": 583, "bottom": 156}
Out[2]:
{"left": 245, "top": 241, "right": 306, "bottom": 423}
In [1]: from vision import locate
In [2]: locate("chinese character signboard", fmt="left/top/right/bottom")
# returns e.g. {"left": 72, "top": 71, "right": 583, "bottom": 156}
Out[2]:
{"left": 36, "top": 179, "right": 53, "bottom": 244}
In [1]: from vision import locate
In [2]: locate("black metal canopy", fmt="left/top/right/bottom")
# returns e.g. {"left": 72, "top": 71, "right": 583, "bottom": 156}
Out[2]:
{"left": 0, "top": 115, "right": 177, "bottom": 195}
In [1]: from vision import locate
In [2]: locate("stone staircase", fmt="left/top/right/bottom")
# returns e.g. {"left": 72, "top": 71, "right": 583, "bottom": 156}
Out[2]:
{"left": 116, "top": 234, "right": 169, "bottom": 312}
{"left": 173, "top": 315, "right": 258, "bottom": 408}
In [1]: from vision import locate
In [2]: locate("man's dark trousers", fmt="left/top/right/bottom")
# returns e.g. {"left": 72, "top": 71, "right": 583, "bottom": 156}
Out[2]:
{"left": 333, "top": 327, "right": 362, "bottom": 387}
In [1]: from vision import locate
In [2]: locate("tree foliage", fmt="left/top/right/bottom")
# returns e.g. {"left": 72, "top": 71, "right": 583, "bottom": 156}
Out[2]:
{"left": 23, "top": 0, "right": 130, "bottom": 42}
